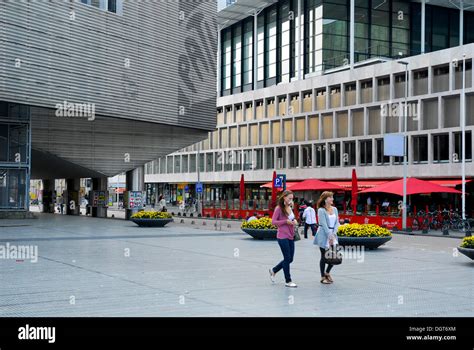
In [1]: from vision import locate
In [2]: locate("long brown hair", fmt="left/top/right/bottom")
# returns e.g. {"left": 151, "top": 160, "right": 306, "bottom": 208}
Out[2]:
{"left": 277, "top": 190, "right": 294, "bottom": 216}
{"left": 317, "top": 191, "right": 334, "bottom": 208}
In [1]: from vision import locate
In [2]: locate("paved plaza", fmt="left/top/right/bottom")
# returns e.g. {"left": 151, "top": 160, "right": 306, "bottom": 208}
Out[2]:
{"left": 0, "top": 214, "right": 472, "bottom": 317}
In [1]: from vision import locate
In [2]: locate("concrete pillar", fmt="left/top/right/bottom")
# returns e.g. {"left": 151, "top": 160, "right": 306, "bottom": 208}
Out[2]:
{"left": 41, "top": 179, "right": 55, "bottom": 213}
{"left": 91, "top": 177, "right": 108, "bottom": 218}
{"left": 125, "top": 165, "right": 144, "bottom": 220}
{"left": 65, "top": 178, "right": 80, "bottom": 215}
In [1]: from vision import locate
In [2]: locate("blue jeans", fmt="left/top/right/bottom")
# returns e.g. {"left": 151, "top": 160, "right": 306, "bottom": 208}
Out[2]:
{"left": 273, "top": 239, "right": 295, "bottom": 283}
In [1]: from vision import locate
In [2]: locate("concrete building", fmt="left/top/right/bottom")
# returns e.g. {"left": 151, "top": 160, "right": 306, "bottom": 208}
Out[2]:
{"left": 0, "top": 0, "right": 217, "bottom": 217}
{"left": 145, "top": 0, "right": 474, "bottom": 214}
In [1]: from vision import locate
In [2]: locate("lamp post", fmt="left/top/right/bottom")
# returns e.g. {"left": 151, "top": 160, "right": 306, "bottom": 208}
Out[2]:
{"left": 461, "top": 53, "right": 466, "bottom": 223}
{"left": 398, "top": 60, "right": 409, "bottom": 230}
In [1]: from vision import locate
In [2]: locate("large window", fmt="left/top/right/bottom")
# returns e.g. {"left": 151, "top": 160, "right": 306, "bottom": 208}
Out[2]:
{"left": 305, "top": 0, "right": 324, "bottom": 73}
{"left": 279, "top": 0, "right": 293, "bottom": 83}
{"left": 412, "top": 135, "right": 428, "bottom": 163}
{"left": 257, "top": 14, "right": 265, "bottom": 86}
{"left": 215, "top": 152, "right": 223, "bottom": 171}
{"left": 289, "top": 146, "right": 299, "bottom": 168}
{"left": 265, "top": 148, "right": 275, "bottom": 169}
{"left": 329, "top": 142, "right": 340, "bottom": 166}
{"left": 222, "top": 30, "right": 232, "bottom": 94}
{"left": 391, "top": 0, "right": 410, "bottom": 57}
{"left": 302, "top": 145, "right": 312, "bottom": 167}
{"left": 277, "top": 147, "right": 286, "bottom": 169}
{"left": 232, "top": 25, "right": 242, "bottom": 91}
{"left": 206, "top": 153, "right": 214, "bottom": 172}
{"left": 233, "top": 150, "right": 242, "bottom": 171}
{"left": 315, "top": 143, "right": 326, "bottom": 167}
{"left": 359, "top": 140, "right": 372, "bottom": 166}
{"left": 433, "top": 134, "right": 449, "bottom": 163}
{"left": 370, "top": 0, "right": 390, "bottom": 58}
{"left": 0, "top": 169, "right": 27, "bottom": 209}
{"left": 199, "top": 154, "right": 205, "bottom": 172}
{"left": 412, "top": 3, "right": 465, "bottom": 54}
{"left": 242, "top": 19, "right": 253, "bottom": 89}
{"left": 354, "top": 0, "right": 369, "bottom": 62}
{"left": 454, "top": 131, "right": 472, "bottom": 162}
{"left": 376, "top": 139, "right": 390, "bottom": 165}
{"left": 322, "top": 1, "right": 349, "bottom": 70}
{"left": 343, "top": 141, "right": 356, "bottom": 166}
{"left": 254, "top": 149, "right": 263, "bottom": 170}
{"left": 0, "top": 123, "right": 28, "bottom": 164}
{"left": 189, "top": 154, "right": 197, "bottom": 173}
{"left": 174, "top": 156, "right": 181, "bottom": 173}
{"left": 265, "top": 6, "right": 278, "bottom": 85}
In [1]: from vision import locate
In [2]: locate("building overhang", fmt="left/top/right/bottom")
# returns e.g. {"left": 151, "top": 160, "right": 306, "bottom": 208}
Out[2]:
{"left": 412, "top": 0, "right": 474, "bottom": 11}
{"left": 218, "top": 0, "right": 278, "bottom": 29}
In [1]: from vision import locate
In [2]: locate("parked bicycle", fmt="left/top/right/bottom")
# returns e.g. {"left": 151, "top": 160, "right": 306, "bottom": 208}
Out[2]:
{"left": 441, "top": 209, "right": 471, "bottom": 232}
{"left": 411, "top": 210, "right": 430, "bottom": 231}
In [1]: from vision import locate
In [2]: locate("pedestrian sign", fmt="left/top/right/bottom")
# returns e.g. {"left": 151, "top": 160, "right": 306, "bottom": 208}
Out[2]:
{"left": 196, "top": 183, "right": 203, "bottom": 193}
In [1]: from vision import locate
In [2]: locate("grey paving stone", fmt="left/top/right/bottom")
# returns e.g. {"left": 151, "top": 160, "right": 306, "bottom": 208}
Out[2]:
{"left": 0, "top": 214, "right": 472, "bottom": 317}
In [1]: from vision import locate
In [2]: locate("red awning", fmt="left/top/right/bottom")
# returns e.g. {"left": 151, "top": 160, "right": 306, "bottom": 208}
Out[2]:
{"left": 429, "top": 179, "right": 472, "bottom": 187}
{"left": 328, "top": 180, "right": 389, "bottom": 189}
{"left": 289, "top": 179, "right": 344, "bottom": 192}
{"left": 358, "top": 178, "right": 462, "bottom": 196}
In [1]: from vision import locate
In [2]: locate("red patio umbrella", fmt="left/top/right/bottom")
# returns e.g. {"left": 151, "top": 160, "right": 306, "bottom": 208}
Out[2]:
{"left": 351, "top": 169, "right": 358, "bottom": 213}
{"left": 289, "top": 178, "right": 344, "bottom": 192}
{"left": 239, "top": 174, "right": 245, "bottom": 210}
{"left": 358, "top": 178, "right": 462, "bottom": 196}
{"left": 271, "top": 171, "right": 277, "bottom": 210}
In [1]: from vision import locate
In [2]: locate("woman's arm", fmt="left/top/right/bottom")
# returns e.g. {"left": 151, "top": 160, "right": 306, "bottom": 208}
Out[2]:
{"left": 272, "top": 207, "right": 288, "bottom": 227}
{"left": 332, "top": 207, "right": 340, "bottom": 234}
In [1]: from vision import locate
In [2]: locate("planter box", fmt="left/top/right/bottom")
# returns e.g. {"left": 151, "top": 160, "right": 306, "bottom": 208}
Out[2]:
{"left": 458, "top": 247, "right": 474, "bottom": 260}
{"left": 242, "top": 228, "right": 277, "bottom": 240}
{"left": 338, "top": 236, "right": 392, "bottom": 250}
{"left": 131, "top": 218, "right": 173, "bottom": 227}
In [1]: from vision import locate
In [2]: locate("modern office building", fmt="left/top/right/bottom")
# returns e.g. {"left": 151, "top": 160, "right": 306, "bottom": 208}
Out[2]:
{"left": 145, "top": 0, "right": 474, "bottom": 213}
{"left": 0, "top": 0, "right": 217, "bottom": 215}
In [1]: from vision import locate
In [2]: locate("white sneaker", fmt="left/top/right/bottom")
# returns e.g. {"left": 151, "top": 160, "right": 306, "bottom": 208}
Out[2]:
{"left": 285, "top": 282, "right": 297, "bottom": 288}
{"left": 269, "top": 268, "right": 276, "bottom": 283}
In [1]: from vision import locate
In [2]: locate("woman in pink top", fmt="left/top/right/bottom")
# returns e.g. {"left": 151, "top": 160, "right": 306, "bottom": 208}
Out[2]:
{"left": 268, "top": 190, "right": 298, "bottom": 288}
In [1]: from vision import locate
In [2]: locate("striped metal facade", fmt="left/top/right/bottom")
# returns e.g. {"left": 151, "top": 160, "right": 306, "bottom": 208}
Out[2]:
{"left": 0, "top": 0, "right": 217, "bottom": 130}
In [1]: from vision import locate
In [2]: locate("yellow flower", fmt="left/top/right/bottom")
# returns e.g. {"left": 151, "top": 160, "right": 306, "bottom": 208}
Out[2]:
{"left": 337, "top": 223, "right": 391, "bottom": 237}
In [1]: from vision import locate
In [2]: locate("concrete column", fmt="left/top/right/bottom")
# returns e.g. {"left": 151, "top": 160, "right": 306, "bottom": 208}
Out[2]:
{"left": 91, "top": 177, "right": 108, "bottom": 218}
{"left": 65, "top": 178, "right": 80, "bottom": 215}
{"left": 350, "top": 0, "right": 355, "bottom": 67}
{"left": 41, "top": 179, "right": 55, "bottom": 213}
{"left": 125, "top": 165, "right": 145, "bottom": 220}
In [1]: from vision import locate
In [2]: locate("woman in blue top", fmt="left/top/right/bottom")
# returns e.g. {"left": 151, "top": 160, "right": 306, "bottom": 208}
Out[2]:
{"left": 314, "top": 191, "right": 340, "bottom": 284}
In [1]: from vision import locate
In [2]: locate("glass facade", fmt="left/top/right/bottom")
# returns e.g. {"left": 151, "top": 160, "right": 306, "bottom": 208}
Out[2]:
{"left": 0, "top": 106, "right": 31, "bottom": 210}
{"left": 220, "top": 0, "right": 474, "bottom": 95}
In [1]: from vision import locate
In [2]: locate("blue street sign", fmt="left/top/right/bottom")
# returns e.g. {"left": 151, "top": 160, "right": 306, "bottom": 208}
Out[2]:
{"left": 274, "top": 177, "right": 282, "bottom": 188}
{"left": 274, "top": 174, "right": 286, "bottom": 189}
{"left": 196, "top": 183, "right": 203, "bottom": 193}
